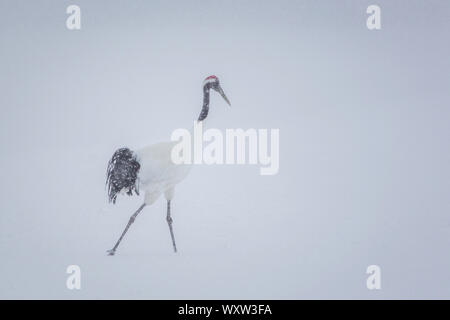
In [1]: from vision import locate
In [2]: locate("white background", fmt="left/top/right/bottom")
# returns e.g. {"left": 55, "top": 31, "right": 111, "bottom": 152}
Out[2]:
{"left": 0, "top": 0, "right": 449, "bottom": 299}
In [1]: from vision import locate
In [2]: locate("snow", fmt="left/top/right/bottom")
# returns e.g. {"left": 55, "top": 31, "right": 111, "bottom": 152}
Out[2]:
{"left": 1, "top": 0, "right": 450, "bottom": 299}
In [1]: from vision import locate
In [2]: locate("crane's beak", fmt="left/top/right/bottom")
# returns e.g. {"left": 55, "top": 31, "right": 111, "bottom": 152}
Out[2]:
{"left": 217, "top": 85, "right": 231, "bottom": 107}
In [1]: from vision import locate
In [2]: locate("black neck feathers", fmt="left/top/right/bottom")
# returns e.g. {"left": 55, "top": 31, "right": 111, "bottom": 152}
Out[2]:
{"left": 198, "top": 83, "right": 212, "bottom": 122}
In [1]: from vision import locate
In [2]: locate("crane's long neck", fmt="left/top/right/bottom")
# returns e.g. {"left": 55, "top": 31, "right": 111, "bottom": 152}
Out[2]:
{"left": 197, "top": 85, "right": 211, "bottom": 122}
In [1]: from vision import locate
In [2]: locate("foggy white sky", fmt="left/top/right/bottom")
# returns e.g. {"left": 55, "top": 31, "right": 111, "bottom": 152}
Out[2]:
{"left": 0, "top": 0, "right": 449, "bottom": 299}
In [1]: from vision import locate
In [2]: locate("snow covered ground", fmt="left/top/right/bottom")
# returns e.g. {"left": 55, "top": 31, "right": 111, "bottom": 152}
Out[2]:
{"left": 1, "top": 0, "right": 449, "bottom": 299}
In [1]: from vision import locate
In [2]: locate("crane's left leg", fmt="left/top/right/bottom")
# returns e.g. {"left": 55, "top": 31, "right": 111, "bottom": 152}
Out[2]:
{"left": 107, "top": 203, "right": 146, "bottom": 256}
{"left": 165, "top": 188, "right": 177, "bottom": 253}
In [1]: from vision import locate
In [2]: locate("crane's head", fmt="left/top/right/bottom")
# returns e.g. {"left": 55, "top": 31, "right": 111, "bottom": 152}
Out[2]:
{"left": 203, "top": 75, "right": 231, "bottom": 106}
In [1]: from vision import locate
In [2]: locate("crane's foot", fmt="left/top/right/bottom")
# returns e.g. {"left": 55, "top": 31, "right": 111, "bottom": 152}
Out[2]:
{"left": 106, "top": 249, "right": 116, "bottom": 256}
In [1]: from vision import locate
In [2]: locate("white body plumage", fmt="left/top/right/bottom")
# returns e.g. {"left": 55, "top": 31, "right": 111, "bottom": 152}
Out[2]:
{"left": 135, "top": 142, "right": 192, "bottom": 205}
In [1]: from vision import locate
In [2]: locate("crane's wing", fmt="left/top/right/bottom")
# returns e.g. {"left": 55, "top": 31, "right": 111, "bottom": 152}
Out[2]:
{"left": 106, "top": 148, "right": 141, "bottom": 204}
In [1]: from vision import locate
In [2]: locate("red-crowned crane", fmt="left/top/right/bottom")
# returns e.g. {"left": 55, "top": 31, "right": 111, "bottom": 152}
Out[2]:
{"left": 106, "top": 75, "right": 230, "bottom": 255}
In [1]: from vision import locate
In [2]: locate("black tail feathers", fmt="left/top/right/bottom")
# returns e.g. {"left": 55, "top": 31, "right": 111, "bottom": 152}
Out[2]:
{"left": 106, "top": 148, "right": 140, "bottom": 204}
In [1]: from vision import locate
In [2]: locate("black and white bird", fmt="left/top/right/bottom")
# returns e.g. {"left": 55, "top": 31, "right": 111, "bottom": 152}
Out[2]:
{"left": 106, "top": 75, "right": 230, "bottom": 255}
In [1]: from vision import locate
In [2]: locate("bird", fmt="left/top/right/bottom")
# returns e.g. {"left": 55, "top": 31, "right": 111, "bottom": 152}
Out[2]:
{"left": 105, "top": 75, "right": 231, "bottom": 255}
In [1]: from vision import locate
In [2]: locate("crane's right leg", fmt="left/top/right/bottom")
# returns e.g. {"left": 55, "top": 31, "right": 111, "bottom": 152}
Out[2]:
{"left": 166, "top": 200, "right": 177, "bottom": 253}
{"left": 107, "top": 203, "right": 146, "bottom": 256}
{"left": 164, "top": 188, "right": 177, "bottom": 253}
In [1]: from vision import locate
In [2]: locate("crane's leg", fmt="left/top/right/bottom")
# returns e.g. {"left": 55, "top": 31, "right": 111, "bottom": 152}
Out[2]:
{"left": 107, "top": 203, "right": 146, "bottom": 256}
{"left": 166, "top": 200, "right": 177, "bottom": 253}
